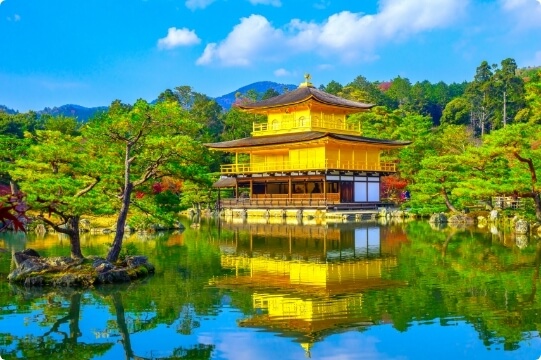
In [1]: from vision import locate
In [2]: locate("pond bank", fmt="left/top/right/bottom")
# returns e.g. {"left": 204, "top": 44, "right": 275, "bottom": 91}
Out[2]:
{"left": 7, "top": 249, "right": 155, "bottom": 287}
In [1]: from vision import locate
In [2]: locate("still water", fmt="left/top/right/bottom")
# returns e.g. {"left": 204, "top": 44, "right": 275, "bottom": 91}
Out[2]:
{"left": 1, "top": 219, "right": 541, "bottom": 360}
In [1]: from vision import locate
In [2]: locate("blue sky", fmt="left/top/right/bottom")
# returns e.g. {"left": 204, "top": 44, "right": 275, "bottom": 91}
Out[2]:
{"left": 1, "top": 0, "right": 541, "bottom": 112}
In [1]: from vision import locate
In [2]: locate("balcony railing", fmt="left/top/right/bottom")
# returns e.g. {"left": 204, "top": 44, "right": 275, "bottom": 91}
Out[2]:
{"left": 252, "top": 115, "right": 361, "bottom": 135}
{"left": 220, "top": 159, "right": 396, "bottom": 174}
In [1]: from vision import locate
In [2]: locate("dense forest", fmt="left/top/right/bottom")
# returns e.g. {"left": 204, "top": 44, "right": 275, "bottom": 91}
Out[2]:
{"left": 1, "top": 58, "right": 541, "bottom": 252}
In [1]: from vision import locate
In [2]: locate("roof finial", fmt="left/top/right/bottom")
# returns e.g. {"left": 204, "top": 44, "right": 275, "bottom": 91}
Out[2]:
{"left": 299, "top": 73, "right": 314, "bottom": 88}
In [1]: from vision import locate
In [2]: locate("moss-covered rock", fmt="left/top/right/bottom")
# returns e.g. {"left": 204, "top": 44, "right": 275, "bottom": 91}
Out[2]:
{"left": 8, "top": 249, "right": 155, "bottom": 288}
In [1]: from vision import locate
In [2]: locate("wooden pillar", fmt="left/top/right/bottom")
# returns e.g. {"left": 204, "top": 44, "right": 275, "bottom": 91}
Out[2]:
{"left": 217, "top": 188, "right": 221, "bottom": 212}
{"left": 323, "top": 175, "right": 327, "bottom": 205}
{"left": 365, "top": 150, "right": 368, "bottom": 171}
{"left": 288, "top": 177, "right": 292, "bottom": 201}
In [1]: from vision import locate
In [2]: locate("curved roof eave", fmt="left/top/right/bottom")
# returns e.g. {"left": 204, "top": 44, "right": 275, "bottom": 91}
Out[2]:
{"left": 204, "top": 131, "right": 411, "bottom": 150}
{"left": 236, "top": 87, "right": 374, "bottom": 112}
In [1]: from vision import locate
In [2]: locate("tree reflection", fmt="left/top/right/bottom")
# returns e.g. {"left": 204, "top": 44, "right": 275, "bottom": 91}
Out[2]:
{"left": 3, "top": 288, "right": 112, "bottom": 359}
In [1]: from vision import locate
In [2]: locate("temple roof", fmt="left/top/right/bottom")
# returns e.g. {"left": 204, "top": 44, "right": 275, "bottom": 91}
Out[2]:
{"left": 205, "top": 131, "right": 410, "bottom": 150}
{"left": 236, "top": 85, "right": 374, "bottom": 112}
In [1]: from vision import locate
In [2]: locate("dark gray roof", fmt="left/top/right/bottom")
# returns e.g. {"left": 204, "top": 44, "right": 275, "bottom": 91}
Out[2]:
{"left": 205, "top": 131, "right": 411, "bottom": 150}
{"left": 236, "top": 86, "right": 374, "bottom": 111}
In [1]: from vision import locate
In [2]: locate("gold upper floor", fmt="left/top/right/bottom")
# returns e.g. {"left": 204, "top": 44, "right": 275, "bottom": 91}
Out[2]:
{"left": 252, "top": 106, "right": 362, "bottom": 137}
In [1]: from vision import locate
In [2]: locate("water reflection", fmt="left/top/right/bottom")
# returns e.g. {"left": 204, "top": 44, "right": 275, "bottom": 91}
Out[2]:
{"left": 213, "top": 222, "right": 407, "bottom": 355}
{"left": 1, "top": 221, "right": 541, "bottom": 359}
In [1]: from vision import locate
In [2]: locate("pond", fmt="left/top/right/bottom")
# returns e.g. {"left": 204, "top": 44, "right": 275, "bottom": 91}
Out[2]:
{"left": 1, "top": 218, "right": 541, "bottom": 359}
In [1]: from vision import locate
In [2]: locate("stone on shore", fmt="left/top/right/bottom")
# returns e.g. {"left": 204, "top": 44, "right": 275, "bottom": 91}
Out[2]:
{"left": 8, "top": 249, "right": 155, "bottom": 287}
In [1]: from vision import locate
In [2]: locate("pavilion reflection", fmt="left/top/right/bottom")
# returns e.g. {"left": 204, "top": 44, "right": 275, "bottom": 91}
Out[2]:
{"left": 214, "top": 221, "right": 408, "bottom": 353}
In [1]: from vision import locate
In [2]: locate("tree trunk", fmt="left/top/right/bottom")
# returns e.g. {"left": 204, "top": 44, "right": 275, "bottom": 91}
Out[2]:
{"left": 44, "top": 215, "right": 83, "bottom": 259}
{"left": 108, "top": 143, "right": 133, "bottom": 263}
{"left": 441, "top": 187, "right": 458, "bottom": 212}
{"left": 107, "top": 182, "right": 133, "bottom": 262}
{"left": 503, "top": 90, "right": 507, "bottom": 127}
{"left": 67, "top": 216, "right": 84, "bottom": 259}
{"left": 112, "top": 292, "right": 134, "bottom": 360}
{"left": 534, "top": 192, "right": 541, "bottom": 222}
{"left": 9, "top": 180, "right": 17, "bottom": 195}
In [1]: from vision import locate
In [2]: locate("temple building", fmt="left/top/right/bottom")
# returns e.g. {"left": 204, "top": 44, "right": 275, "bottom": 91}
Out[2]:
{"left": 206, "top": 75, "right": 410, "bottom": 217}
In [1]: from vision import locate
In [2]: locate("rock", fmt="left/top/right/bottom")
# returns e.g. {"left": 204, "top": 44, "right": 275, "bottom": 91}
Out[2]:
{"left": 9, "top": 250, "right": 154, "bottom": 288}
{"left": 24, "top": 276, "right": 45, "bottom": 287}
{"left": 80, "top": 219, "right": 91, "bottom": 232}
{"left": 125, "top": 255, "right": 148, "bottom": 268}
{"left": 8, "top": 258, "right": 48, "bottom": 281}
{"left": 515, "top": 234, "right": 529, "bottom": 249}
{"left": 97, "top": 269, "right": 131, "bottom": 284}
{"left": 515, "top": 219, "right": 529, "bottom": 234}
{"left": 94, "top": 261, "right": 114, "bottom": 274}
{"left": 14, "top": 248, "right": 41, "bottom": 267}
{"left": 477, "top": 216, "right": 487, "bottom": 227}
{"left": 429, "top": 213, "right": 447, "bottom": 224}
{"left": 448, "top": 214, "right": 475, "bottom": 225}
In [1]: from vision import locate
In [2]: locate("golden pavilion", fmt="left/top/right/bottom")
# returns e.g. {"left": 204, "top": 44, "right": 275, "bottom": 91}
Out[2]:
{"left": 206, "top": 75, "right": 410, "bottom": 216}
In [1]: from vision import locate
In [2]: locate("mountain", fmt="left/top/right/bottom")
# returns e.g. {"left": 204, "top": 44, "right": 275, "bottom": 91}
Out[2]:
{"left": 38, "top": 104, "right": 107, "bottom": 122}
{"left": 215, "top": 81, "right": 297, "bottom": 110}
{"left": 0, "top": 81, "right": 298, "bottom": 117}
{"left": 0, "top": 105, "right": 18, "bottom": 114}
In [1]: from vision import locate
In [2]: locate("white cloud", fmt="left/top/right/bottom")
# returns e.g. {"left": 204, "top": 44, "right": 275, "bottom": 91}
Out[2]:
{"left": 196, "top": 14, "right": 284, "bottom": 66}
{"left": 317, "top": 64, "right": 334, "bottom": 71}
{"left": 157, "top": 27, "right": 201, "bottom": 49}
{"left": 185, "top": 0, "right": 215, "bottom": 10}
{"left": 274, "top": 68, "right": 290, "bottom": 76}
{"left": 197, "top": 0, "right": 467, "bottom": 66}
{"left": 7, "top": 14, "right": 21, "bottom": 21}
{"left": 500, "top": 0, "right": 541, "bottom": 29}
{"left": 313, "top": 0, "right": 330, "bottom": 10}
{"left": 0, "top": 0, "right": 5, "bottom": 5}
{"left": 248, "top": 0, "right": 282, "bottom": 6}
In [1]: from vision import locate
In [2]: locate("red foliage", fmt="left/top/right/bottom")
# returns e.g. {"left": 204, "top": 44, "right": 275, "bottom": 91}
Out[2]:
{"left": 152, "top": 182, "right": 164, "bottom": 194}
{"left": 152, "top": 177, "right": 183, "bottom": 194}
{"left": 0, "top": 191, "right": 28, "bottom": 232}
{"left": 381, "top": 175, "right": 408, "bottom": 203}
{"left": 378, "top": 82, "right": 392, "bottom": 92}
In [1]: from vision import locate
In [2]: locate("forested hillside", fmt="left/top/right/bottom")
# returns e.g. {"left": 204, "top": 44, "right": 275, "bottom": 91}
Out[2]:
{"left": 1, "top": 58, "right": 541, "bottom": 228}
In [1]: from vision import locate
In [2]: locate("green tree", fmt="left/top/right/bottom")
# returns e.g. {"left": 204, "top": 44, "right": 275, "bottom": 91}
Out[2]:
{"left": 40, "top": 114, "right": 81, "bottom": 136}
{"left": 406, "top": 125, "right": 475, "bottom": 212}
{"left": 516, "top": 68, "right": 541, "bottom": 124}
{"left": 261, "top": 88, "right": 280, "bottom": 100}
{"left": 85, "top": 99, "right": 210, "bottom": 262}
{"left": 466, "top": 60, "right": 497, "bottom": 136}
{"left": 9, "top": 131, "right": 105, "bottom": 258}
{"left": 493, "top": 58, "right": 525, "bottom": 127}
{"left": 386, "top": 76, "right": 412, "bottom": 109}
{"left": 441, "top": 97, "right": 472, "bottom": 126}
{"left": 321, "top": 80, "right": 343, "bottom": 95}
{"left": 344, "top": 75, "right": 393, "bottom": 107}
{"left": 479, "top": 123, "right": 541, "bottom": 220}
{"left": 158, "top": 86, "right": 224, "bottom": 141}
